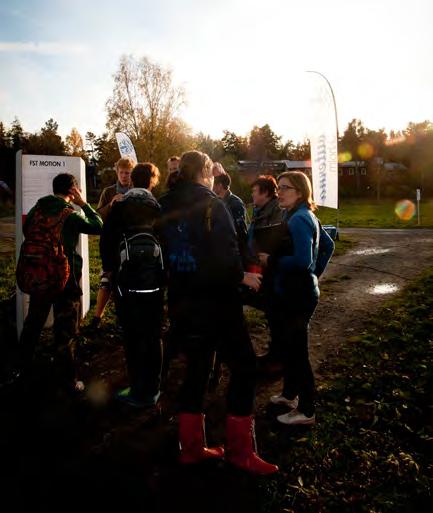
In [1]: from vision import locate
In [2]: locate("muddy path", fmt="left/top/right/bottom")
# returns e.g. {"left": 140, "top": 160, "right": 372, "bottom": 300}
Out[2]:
{"left": 252, "top": 228, "right": 433, "bottom": 407}
{"left": 309, "top": 228, "right": 433, "bottom": 371}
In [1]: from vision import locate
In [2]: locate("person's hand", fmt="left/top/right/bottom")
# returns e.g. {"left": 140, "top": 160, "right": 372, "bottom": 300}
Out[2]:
{"left": 212, "top": 162, "right": 226, "bottom": 177}
{"left": 242, "top": 272, "right": 262, "bottom": 292}
{"left": 258, "top": 252, "right": 270, "bottom": 267}
{"left": 69, "top": 186, "right": 86, "bottom": 207}
{"left": 110, "top": 193, "right": 124, "bottom": 206}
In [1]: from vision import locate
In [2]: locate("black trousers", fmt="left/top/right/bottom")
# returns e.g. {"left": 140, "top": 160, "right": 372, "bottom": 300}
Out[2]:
{"left": 115, "top": 291, "right": 163, "bottom": 405}
{"left": 172, "top": 299, "right": 257, "bottom": 416}
{"left": 241, "top": 284, "right": 285, "bottom": 362}
{"left": 274, "top": 299, "right": 318, "bottom": 417}
{"left": 19, "top": 282, "right": 81, "bottom": 386}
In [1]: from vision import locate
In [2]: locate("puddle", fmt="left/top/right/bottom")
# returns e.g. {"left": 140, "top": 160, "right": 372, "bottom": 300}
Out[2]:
{"left": 353, "top": 248, "right": 391, "bottom": 256}
{"left": 368, "top": 283, "right": 399, "bottom": 295}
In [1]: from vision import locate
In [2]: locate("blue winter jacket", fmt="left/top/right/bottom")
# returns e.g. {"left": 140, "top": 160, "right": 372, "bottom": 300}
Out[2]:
{"left": 269, "top": 202, "right": 334, "bottom": 304}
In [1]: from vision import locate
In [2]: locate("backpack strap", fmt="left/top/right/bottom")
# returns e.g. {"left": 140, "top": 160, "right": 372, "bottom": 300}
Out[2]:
{"left": 205, "top": 196, "right": 218, "bottom": 232}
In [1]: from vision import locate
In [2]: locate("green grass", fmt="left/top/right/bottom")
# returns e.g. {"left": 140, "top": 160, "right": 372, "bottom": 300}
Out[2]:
{"left": 317, "top": 198, "right": 433, "bottom": 228}
{"left": 262, "top": 267, "right": 433, "bottom": 512}
{"left": 0, "top": 203, "right": 14, "bottom": 218}
{"left": 0, "top": 256, "right": 16, "bottom": 300}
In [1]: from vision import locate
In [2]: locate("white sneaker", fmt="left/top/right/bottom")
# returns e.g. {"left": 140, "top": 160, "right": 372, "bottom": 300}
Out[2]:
{"left": 269, "top": 394, "right": 299, "bottom": 409}
{"left": 277, "top": 409, "right": 315, "bottom": 426}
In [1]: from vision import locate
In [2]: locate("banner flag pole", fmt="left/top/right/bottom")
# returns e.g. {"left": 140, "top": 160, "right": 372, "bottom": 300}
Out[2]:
{"left": 306, "top": 71, "right": 339, "bottom": 230}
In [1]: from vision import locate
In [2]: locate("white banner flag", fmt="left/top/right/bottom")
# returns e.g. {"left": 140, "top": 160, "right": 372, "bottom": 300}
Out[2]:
{"left": 115, "top": 132, "right": 137, "bottom": 162}
{"left": 308, "top": 72, "right": 338, "bottom": 209}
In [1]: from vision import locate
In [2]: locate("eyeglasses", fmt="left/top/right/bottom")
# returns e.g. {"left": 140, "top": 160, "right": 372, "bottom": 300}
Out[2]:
{"left": 277, "top": 184, "right": 297, "bottom": 192}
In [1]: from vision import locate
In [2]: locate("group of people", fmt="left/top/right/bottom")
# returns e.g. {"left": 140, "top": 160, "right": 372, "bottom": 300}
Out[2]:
{"left": 16, "top": 149, "right": 334, "bottom": 476}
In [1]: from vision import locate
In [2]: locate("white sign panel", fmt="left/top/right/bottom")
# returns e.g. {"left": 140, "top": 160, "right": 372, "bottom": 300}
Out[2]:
{"left": 16, "top": 152, "right": 90, "bottom": 336}
{"left": 416, "top": 188, "right": 421, "bottom": 201}
{"left": 308, "top": 73, "right": 339, "bottom": 209}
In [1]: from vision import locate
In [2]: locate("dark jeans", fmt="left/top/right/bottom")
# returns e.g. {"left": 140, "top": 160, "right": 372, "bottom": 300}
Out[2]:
{"left": 115, "top": 291, "right": 163, "bottom": 405}
{"left": 19, "top": 284, "right": 81, "bottom": 386}
{"left": 275, "top": 299, "right": 318, "bottom": 417}
{"left": 173, "top": 300, "right": 257, "bottom": 416}
{"left": 241, "top": 284, "right": 285, "bottom": 362}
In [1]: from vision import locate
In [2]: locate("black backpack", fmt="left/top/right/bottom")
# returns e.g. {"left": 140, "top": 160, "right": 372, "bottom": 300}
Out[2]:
{"left": 116, "top": 231, "right": 164, "bottom": 296}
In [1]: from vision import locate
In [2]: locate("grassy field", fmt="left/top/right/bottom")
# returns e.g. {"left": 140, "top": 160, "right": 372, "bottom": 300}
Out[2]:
{"left": 316, "top": 198, "right": 433, "bottom": 228}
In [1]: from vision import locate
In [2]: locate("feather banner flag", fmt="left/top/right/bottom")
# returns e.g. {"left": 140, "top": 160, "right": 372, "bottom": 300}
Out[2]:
{"left": 307, "top": 71, "right": 339, "bottom": 209}
{"left": 115, "top": 132, "right": 137, "bottom": 163}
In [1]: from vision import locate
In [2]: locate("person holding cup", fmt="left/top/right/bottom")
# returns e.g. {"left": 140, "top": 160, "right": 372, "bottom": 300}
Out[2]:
{"left": 258, "top": 171, "right": 334, "bottom": 426}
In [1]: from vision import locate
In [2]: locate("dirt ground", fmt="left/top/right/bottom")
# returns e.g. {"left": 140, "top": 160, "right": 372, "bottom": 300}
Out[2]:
{"left": 309, "top": 228, "right": 433, "bottom": 371}
{"left": 250, "top": 228, "right": 433, "bottom": 408}
{"left": 1, "top": 224, "right": 433, "bottom": 512}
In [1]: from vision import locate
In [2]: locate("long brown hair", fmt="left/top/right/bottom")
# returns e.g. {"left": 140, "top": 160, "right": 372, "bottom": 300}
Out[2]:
{"left": 277, "top": 171, "right": 316, "bottom": 211}
{"left": 179, "top": 150, "right": 213, "bottom": 183}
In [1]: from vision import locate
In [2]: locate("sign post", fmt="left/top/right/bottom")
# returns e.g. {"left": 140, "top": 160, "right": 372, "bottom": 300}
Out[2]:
{"left": 15, "top": 152, "right": 90, "bottom": 337}
{"left": 416, "top": 188, "right": 421, "bottom": 225}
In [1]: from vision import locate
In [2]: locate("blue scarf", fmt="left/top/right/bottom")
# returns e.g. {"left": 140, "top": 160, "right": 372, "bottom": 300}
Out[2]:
{"left": 116, "top": 181, "right": 130, "bottom": 194}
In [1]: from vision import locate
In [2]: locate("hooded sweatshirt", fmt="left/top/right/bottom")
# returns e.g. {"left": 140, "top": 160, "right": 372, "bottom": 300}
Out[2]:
{"left": 100, "top": 187, "right": 161, "bottom": 273}
{"left": 24, "top": 195, "right": 103, "bottom": 283}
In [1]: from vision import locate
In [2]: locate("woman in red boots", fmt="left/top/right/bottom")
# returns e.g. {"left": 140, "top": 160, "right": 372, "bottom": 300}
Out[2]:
{"left": 159, "top": 150, "right": 278, "bottom": 475}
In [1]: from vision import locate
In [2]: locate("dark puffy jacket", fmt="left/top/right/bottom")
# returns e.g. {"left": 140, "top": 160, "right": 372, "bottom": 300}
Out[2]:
{"left": 100, "top": 188, "right": 161, "bottom": 274}
{"left": 159, "top": 181, "right": 244, "bottom": 305}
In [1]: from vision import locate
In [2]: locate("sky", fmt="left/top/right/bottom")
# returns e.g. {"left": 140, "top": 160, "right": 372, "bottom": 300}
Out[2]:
{"left": 1, "top": 0, "right": 433, "bottom": 145}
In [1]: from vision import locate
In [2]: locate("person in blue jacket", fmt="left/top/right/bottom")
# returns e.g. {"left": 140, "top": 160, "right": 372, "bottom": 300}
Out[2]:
{"left": 258, "top": 171, "right": 334, "bottom": 426}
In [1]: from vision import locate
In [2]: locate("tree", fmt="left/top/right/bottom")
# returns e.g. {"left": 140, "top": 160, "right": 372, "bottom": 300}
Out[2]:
{"left": 94, "top": 132, "right": 118, "bottom": 171}
{"left": 281, "top": 139, "right": 296, "bottom": 160}
{"left": 105, "top": 54, "right": 186, "bottom": 170}
{"left": 66, "top": 128, "right": 85, "bottom": 158}
{"left": 247, "top": 124, "right": 282, "bottom": 161}
{"left": 192, "top": 132, "right": 224, "bottom": 161}
{"left": 340, "top": 119, "right": 366, "bottom": 192}
{"left": 85, "top": 131, "right": 97, "bottom": 161}
{"left": 8, "top": 117, "right": 25, "bottom": 151}
{"left": 25, "top": 118, "right": 66, "bottom": 155}
{"left": 0, "top": 121, "right": 10, "bottom": 149}
{"left": 0, "top": 121, "right": 14, "bottom": 187}
{"left": 292, "top": 141, "right": 310, "bottom": 161}
{"left": 221, "top": 130, "right": 248, "bottom": 159}
{"left": 340, "top": 119, "right": 365, "bottom": 158}
{"left": 362, "top": 128, "right": 387, "bottom": 200}
{"left": 403, "top": 121, "right": 433, "bottom": 194}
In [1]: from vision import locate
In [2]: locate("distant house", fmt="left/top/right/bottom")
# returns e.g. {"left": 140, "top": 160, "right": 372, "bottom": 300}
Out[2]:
{"left": 237, "top": 159, "right": 408, "bottom": 194}
{"left": 237, "top": 160, "right": 312, "bottom": 183}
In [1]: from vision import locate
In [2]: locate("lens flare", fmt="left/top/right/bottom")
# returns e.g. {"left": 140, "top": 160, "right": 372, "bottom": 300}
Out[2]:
{"left": 358, "top": 142, "right": 374, "bottom": 159}
{"left": 338, "top": 151, "right": 352, "bottom": 163}
{"left": 395, "top": 199, "right": 416, "bottom": 221}
{"left": 369, "top": 283, "right": 399, "bottom": 295}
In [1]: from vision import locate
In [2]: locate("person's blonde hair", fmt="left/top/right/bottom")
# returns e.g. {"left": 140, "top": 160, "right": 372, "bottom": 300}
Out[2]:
{"left": 179, "top": 150, "right": 213, "bottom": 183}
{"left": 277, "top": 171, "right": 317, "bottom": 211}
{"left": 115, "top": 157, "right": 136, "bottom": 171}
